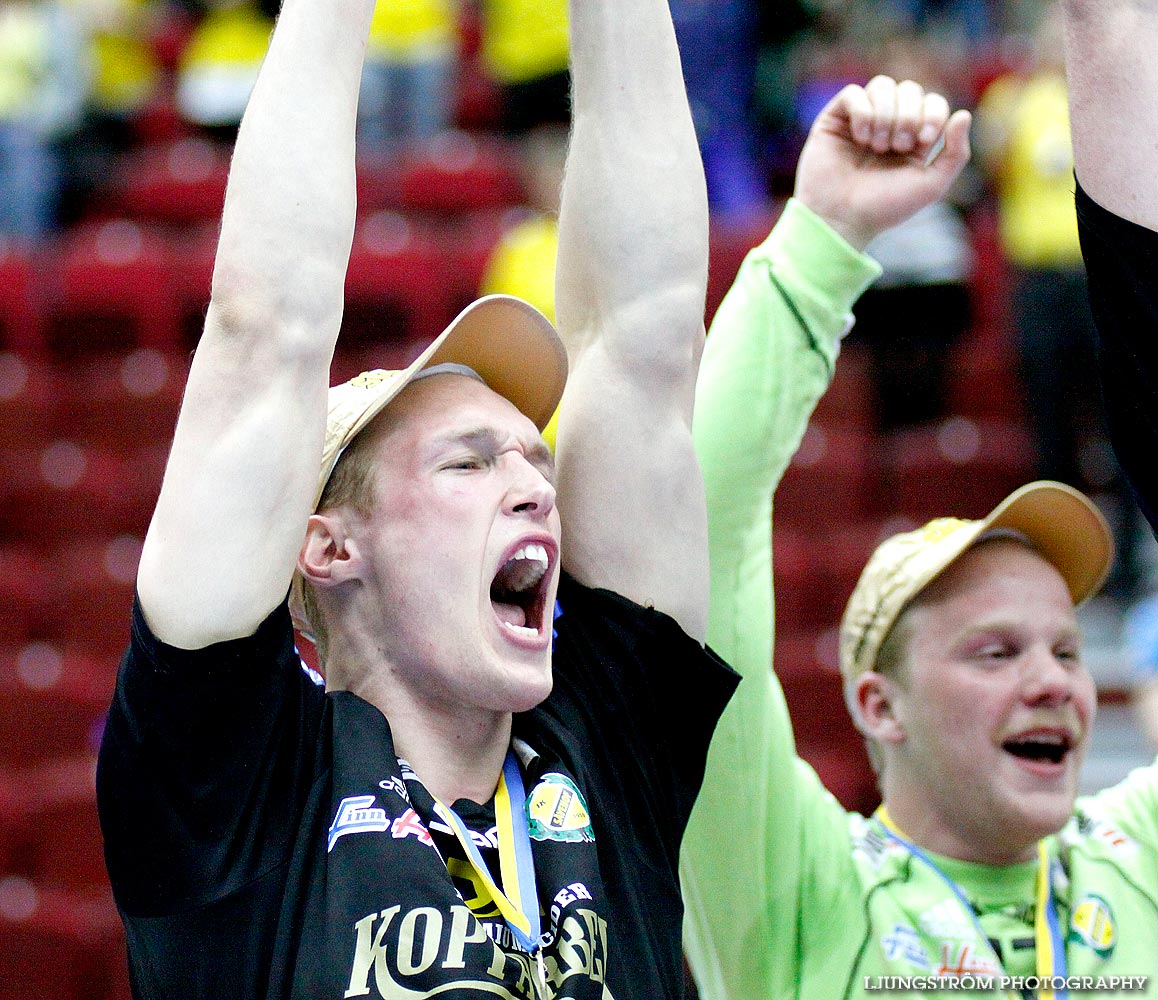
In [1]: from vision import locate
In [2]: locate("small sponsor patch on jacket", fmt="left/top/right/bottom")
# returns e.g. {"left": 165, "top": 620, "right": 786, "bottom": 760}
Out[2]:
{"left": 1068, "top": 893, "right": 1116, "bottom": 957}
{"left": 882, "top": 924, "right": 932, "bottom": 970}
{"left": 328, "top": 795, "right": 390, "bottom": 852}
{"left": 527, "top": 773, "right": 594, "bottom": 843}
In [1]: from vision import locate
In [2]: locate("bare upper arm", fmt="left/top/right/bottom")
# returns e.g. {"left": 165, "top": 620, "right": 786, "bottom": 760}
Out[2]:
{"left": 136, "top": 306, "right": 334, "bottom": 649}
{"left": 1064, "top": 0, "right": 1158, "bottom": 229}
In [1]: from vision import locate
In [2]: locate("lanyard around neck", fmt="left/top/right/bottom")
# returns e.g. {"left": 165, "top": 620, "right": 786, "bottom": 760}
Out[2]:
{"left": 875, "top": 807, "right": 1067, "bottom": 1000}
{"left": 431, "top": 749, "right": 541, "bottom": 955}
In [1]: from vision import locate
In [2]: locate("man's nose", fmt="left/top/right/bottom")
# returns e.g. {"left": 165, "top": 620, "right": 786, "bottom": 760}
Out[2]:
{"left": 504, "top": 457, "right": 556, "bottom": 518}
{"left": 1020, "top": 646, "right": 1076, "bottom": 707}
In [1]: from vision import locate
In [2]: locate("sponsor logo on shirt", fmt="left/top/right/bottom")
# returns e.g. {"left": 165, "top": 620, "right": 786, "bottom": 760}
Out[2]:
{"left": 344, "top": 901, "right": 613, "bottom": 999}
{"left": 328, "top": 795, "right": 391, "bottom": 852}
{"left": 1068, "top": 893, "right": 1116, "bottom": 958}
{"left": 390, "top": 808, "right": 434, "bottom": 847}
{"left": 378, "top": 775, "right": 411, "bottom": 804}
{"left": 527, "top": 774, "right": 594, "bottom": 844}
{"left": 937, "top": 942, "right": 1002, "bottom": 978}
{"left": 919, "top": 899, "right": 976, "bottom": 941}
{"left": 882, "top": 924, "right": 932, "bottom": 971}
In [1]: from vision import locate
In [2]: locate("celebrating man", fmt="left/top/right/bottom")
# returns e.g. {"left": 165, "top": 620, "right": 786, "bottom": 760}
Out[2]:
{"left": 96, "top": 0, "right": 735, "bottom": 996}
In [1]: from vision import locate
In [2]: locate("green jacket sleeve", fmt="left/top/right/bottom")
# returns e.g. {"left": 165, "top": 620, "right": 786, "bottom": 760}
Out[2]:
{"left": 681, "top": 198, "right": 881, "bottom": 1000}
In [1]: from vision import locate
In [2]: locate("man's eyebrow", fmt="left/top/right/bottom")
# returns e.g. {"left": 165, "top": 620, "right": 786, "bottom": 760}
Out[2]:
{"left": 450, "top": 427, "right": 502, "bottom": 452}
{"left": 437, "top": 427, "right": 555, "bottom": 476}
{"left": 525, "top": 438, "right": 556, "bottom": 476}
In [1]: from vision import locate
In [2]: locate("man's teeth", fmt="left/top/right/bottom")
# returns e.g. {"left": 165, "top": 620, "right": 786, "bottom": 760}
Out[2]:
{"left": 513, "top": 543, "right": 548, "bottom": 569}
{"left": 504, "top": 623, "right": 540, "bottom": 638}
{"left": 503, "top": 544, "right": 549, "bottom": 591}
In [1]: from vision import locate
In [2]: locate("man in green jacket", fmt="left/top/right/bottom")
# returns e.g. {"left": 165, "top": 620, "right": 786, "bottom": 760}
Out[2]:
{"left": 683, "top": 74, "right": 1158, "bottom": 999}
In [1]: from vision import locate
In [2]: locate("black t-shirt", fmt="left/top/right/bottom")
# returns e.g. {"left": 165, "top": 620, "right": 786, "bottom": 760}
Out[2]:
{"left": 96, "top": 573, "right": 737, "bottom": 1000}
{"left": 1076, "top": 180, "right": 1158, "bottom": 533}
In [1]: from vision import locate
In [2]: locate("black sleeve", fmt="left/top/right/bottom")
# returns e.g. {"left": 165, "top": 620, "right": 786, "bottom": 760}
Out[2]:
{"left": 96, "top": 598, "right": 328, "bottom": 916}
{"left": 541, "top": 574, "right": 738, "bottom": 856}
{"left": 1076, "top": 180, "right": 1158, "bottom": 535}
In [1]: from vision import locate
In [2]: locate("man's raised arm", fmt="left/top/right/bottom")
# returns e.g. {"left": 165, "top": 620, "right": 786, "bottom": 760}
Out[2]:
{"left": 1063, "top": 0, "right": 1158, "bottom": 229}
{"left": 683, "top": 78, "right": 971, "bottom": 1000}
{"left": 552, "top": 0, "right": 711, "bottom": 642}
{"left": 136, "top": 0, "right": 376, "bottom": 648}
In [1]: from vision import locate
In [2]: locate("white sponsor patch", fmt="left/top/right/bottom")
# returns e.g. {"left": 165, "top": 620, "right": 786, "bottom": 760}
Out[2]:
{"left": 327, "top": 795, "right": 390, "bottom": 852}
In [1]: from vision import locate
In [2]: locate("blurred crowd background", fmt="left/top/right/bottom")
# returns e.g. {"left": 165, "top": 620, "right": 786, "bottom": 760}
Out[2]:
{"left": 2, "top": 0, "right": 1158, "bottom": 996}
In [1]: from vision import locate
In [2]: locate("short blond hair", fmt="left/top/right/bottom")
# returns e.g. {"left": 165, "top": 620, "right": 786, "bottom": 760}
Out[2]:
{"left": 294, "top": 422, "right": 383, "bottom": 663}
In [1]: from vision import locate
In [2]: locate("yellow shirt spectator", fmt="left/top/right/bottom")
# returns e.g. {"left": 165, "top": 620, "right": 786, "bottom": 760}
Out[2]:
{"left": 479, "top": 0, "right": 568, "bottom": 86}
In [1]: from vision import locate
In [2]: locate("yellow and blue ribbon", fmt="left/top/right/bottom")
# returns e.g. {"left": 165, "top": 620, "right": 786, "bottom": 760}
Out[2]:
{"left": 433, "top": 750, "right": 540, "bottom": 955}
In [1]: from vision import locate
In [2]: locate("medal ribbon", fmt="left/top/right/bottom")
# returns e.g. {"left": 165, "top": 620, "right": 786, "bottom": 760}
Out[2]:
{"left": 876, "top": 808, "right": 1067, "bottom": 999}
{"left": 432, "top": 750, "right": 541, "bottom": 955}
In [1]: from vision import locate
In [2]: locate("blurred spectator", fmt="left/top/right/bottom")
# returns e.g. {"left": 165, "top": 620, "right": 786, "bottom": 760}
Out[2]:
{"left": 672, "top": 0, "right": 769, "bottom": 220}
{"left": 0, "top": 0, "right": 89, "bottom": 239}
{"left": 176, "top": 0, "right": 272, "bottom": 137}
{"left": 78, "top": 0, "right": 161, "bottom": 121}
{"left": 62, "top": 0, "right": 164, "bottom": 221}
{"left": 357, "top": 0, "right": 460, "bottom": 156}
{"left": 976, "top": 6, "right": 1143, "bottom": 599}
{"left": 477, "top": 0, "right": 569, "bottom": 135}
{"left": 884, "top": 0, "right": 994, "bottom": 48}
{"left": 846, "top": 33, "right": 977, "bottom": 431}
{"left": 851, "top": 201, "right": 975, "bottom": 430}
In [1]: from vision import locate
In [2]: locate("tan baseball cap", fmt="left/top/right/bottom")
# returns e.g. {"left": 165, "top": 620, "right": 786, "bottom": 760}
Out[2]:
{"left": 838, "top": 481, "right": 1114, "bottom": 682}
{"left": 313, "top": 293, "right": 567, "bottom": 510}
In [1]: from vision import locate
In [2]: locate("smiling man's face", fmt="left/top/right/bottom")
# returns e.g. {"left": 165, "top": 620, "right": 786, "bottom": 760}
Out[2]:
{"left": 882, "top": 538, "right": 1095, "bottom": 864}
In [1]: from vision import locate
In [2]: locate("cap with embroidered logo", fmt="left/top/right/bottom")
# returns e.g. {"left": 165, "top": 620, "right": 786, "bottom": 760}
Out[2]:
{"left": 838, "top": 481, "right": 1114, "bottom": 683}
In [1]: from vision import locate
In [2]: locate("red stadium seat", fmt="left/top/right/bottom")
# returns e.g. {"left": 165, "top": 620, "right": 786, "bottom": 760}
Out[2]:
{"left": 344, "top": 210, "right": 453, "bottom": 346}
{"left": 774, "top": 631, "right": 879, "bottom": 814}
{"left": 396, "top": 133, "right": 525, "bottom": 215}
{"left": 0, "top": 645, "right": 113, "bottom": 766}
{"left": 775, "top": 423, "right": 879, "bottom": 531}
{"left": 1, "top": 442, "right": 166, "bottom": 541}
{"left": 0, "top": 877, "right": 121, "bottom": 1000}
{"left": 773, "top": 521, "right": 886, "bottom": 636}
{"left": 355, "top": 155, "right": 404, "bottom": 216}
{"left": 885, "top": 417, "right": 1037, "bottom": 522}
{"left": 45, "top": 221, "right": 182, "bottom": 356}
{"left": 705, "top": 204, "right": 782, "bottom": 325}
{"left": 0, "top": 351, "right": 53, "bottom": 448}
{"left": 438, "top": 207, "right": 517, "bottom": 310}
{"left": 0, "top": 546, "right": 50, "bottom": 647}
{"left": 46, "top": 538, "right": 140, "bottom": 654}
{"left": 100, "top": 138, "right": 231, "bottom": 226}
{"left": 813, "top": 342, "right": 876, "bottom": 430}
{"left": 49, "top": 351, "right": 186, "bottom": 447}
{"left": 947, "top": 336, "right": 1028, "bottom": 423}
{"left": 7, "top": 756, "right": 109, "bottom": 897}
{"left": 0, "top": 239, "right": 45, "bottom": 350}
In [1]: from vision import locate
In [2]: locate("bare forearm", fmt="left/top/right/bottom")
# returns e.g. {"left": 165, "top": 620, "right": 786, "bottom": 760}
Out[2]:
{"left": 1063, "top": 0, "right": 1158, "bottom": 229}
{"left": 556, "top": 0, "right": 709, "bottom": 370}
{"left": 212, "top": 0, "right": 377, "bottom": 343}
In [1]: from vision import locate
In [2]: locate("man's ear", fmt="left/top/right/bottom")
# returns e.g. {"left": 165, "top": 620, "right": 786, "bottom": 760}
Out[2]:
{"left": 298, "top": 512, "right": 360, "bottom": 589}
{"left": 855, "top": 671, "right": 907, "bottom": 746}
